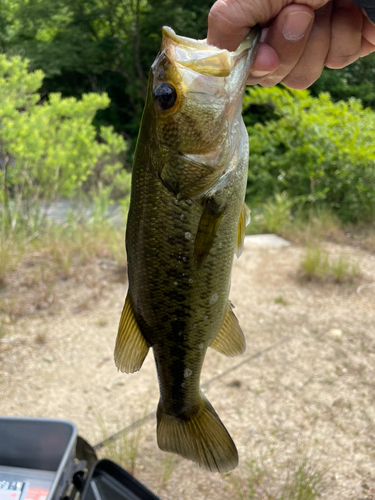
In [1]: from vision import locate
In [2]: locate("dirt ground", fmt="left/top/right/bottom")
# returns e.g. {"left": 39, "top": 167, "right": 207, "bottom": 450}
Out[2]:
{"left": 1, "top": 236, "right": 375, "bottom": 499}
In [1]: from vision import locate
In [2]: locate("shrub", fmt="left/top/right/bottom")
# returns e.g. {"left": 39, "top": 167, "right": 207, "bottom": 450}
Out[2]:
{"left": 0, "top": 54, "right": 129, "bottom": 233}
{"left": 245, "top": 86, "right": 375, "bottom": 223}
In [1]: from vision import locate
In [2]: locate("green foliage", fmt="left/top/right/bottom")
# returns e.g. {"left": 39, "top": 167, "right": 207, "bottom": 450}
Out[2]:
{"left": 3, "top": 0, "right": 212, "bottom": 139}
{"left": 311, "top": 54, "right": 375, "bottom": 109}
{"left": 245, "top": 86, "right": 375, "bottom": 223}
{"left": 3, "top": 0, "right": 375, "bottom": 147}
{"left": 0, "top": 0, "right": 19, "bottom": 51}
{"left": 0, "top": 54, "right": 128, "bottom": 233}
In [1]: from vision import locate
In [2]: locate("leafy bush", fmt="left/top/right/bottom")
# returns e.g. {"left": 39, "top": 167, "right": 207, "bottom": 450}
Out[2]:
{"left": 0, "top": 54, "right": 129, "bottom": 232}
{"left": 245, "top": 86, "right": 375, "bottom": 223}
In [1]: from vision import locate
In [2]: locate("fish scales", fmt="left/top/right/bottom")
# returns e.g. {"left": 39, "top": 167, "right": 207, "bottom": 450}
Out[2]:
{"left": 115, "top": 26, "right": 259, "bottom": 472}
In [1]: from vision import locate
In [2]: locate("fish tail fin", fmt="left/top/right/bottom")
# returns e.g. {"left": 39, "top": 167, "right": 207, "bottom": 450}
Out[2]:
{"left": 156, "top": 394, "right": 238, "bottom": 473}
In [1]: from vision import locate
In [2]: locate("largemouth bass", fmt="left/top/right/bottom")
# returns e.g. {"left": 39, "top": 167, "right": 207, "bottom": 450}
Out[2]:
{"left": 115, "top": 26, "right": 259, "bottom": 473}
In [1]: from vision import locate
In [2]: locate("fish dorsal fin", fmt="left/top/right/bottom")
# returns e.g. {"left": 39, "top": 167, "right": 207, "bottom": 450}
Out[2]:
{"left": 210, "top": 303, "right": 245, "bottom": 356}
{"left": 194, "top": 199, "right": 224, "bottom": 267}
{"left": 114, "top": 293, "right": 149, "bottom": 373}
{"left": 235, "top": 202, "right": 250, "bottom": 258}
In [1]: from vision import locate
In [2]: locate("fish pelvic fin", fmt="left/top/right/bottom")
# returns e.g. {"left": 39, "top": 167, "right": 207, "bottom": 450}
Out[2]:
{"left": 114, "top": 293, "right": 149, "bottom": 373}
{"left": 157, "top": 394, "right": 238, "bottom": 473}
{"left": 236, "top": 202, "right": 251, "bottom": 258}
{"left": 210, "top": 302, "right": 246, "bottom": 356}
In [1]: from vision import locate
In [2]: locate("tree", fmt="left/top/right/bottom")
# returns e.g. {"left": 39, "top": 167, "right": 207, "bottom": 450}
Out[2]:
{"left": 310, "top": 54, "right": 375, "bottom": 109}
{"left": 3, "top": 0, "right": 212, "bottom": 140}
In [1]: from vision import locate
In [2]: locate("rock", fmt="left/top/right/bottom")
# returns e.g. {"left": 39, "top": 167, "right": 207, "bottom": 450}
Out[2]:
{"left": 328, "top": 328, "right": 342, "bottom": 339}
{"left": 245, "top": 234, "right": 291, "bottom": 248}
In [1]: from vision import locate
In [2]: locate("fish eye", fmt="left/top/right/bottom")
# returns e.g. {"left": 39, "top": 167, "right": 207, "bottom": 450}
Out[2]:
{"left": 153, "top": 83, "right": 177, "bottom": 110}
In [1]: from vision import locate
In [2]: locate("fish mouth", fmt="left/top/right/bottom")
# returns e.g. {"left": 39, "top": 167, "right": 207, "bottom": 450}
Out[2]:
{"left": 161, "top": 26, "right": 260, "bottom": 78}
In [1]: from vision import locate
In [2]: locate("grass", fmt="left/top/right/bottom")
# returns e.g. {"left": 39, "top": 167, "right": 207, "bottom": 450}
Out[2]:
{"left": 0, "top": 201, "right": 127, "bottom": 320}
{"left": 300, "top": 247, "right": 360, "bottom": 284}
{"left": 100, "top": 427, "right": 143, "bottom": 477}
{"left": 246, "top": 196, "right": 375, "bottom": 252}
{"left": 230, "top": 451, "right": 325, "bottom": 500}
{"left": 246, "top": 193, "right": 293, "bottom": 236}
{"left": 274, "top": 296, "right": 289, "bottom": 306}
{"left": 330, "top": 254, "right": 360, "bottom": 283}
{"left": 159, "top": 454, "right": 179, "bottom": 491}
{"left": 97, "top": 410, "right": 150, "bottom": 477}
{"left": 258, "top": 192, "right": 293, "bottom": 234}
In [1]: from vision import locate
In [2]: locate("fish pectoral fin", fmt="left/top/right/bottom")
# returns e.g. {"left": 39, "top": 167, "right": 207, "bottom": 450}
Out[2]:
{"left": 235, "top": 202, "right": 250, "bottom": 258}
{"left": 114, "top": 293, "right": 149, "bottom": 374}
{"left": 210, "top": 303, "right": 246, "bottom": 357}
{"left": 194, "top": 199, "right": 225, "bottom": 267}
{"left": 157, "top": 394, "right": 238, "bottom": 473}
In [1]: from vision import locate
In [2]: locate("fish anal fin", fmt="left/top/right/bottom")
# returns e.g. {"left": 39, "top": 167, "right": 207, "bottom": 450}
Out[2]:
{"left": 210, "top": 303, "right": 245, "bottom": 357}
{"left": 157, "top": 394, "right": 238, "bottom": 473}
{"left": 194, "top": 199, "right": 224, "bottom": 267}
{"left": 236, "top": 202, "right": 251, "bottom": 258}
{"left": 114, "top": 293, "right": 149, "bottom": 373}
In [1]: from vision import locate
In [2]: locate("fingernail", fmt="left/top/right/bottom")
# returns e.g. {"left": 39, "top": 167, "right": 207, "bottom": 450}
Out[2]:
{"left": 251, "top": 69, "right": 271, "bottom": 77}
{"left": 282, "top": 12, "right": 313, "bottom": 41}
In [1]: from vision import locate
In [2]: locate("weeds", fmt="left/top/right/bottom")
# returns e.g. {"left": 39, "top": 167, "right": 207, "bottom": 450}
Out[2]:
{"left": 0, "top": 195, "right": 127, "bottom": 320}
{"left": 300, "top": 247, "right": 329, "bottom": 281}
{"left": 279, "top": 458, "right": 324, "bottom": 500}
{"left": 246, "top": 198, "right": 374, "bottom": 254}
{"left": 274, "top": 296, "right": 289, "bottom": 306}
{"left": 97, "top": 412, "right": 148, "bottom": 477}
{"left": 159, "top": 454, "right": 179, "bottom": 491}
{"left": 230, "top": 452, "right": 324, "bottom": 500}
{"left": 262, "top": 192, "right": 294, "bottom": 234}
{"left": 330, "top": 255, "right": 360, "bottom": 283}
{"left": 300, "top": 247, "right": 360, "bottom": 284}
{"left": 247, "top": 193, "right": 293, "bottom": 235}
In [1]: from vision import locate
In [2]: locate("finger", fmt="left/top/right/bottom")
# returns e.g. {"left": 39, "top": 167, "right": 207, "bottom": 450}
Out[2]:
{"left": 283, "top": 2, "right": 332, "bottom": 89}
{"left": 361, "top": 37, "right": 375, "bottom": 56}
{"left": 250, "top": 4, "right": 314, "bottom": 87}
{"left": 246, "top": 42, "right": 279, "bottom": 84}
{"left": 361, "top": 11, "right": 375, "bottom": 55}
{"left": 207, "top": 0, "right": 280, "bottom": 51}
{"left": 325, "top": 0, "right": 363, "bottom": 69}
{"left": 207, "top": 0, "right": 329, "bottom": 51}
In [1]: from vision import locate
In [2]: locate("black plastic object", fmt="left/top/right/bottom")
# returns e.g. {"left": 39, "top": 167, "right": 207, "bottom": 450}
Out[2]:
{"left": 76, "top": 436, "right": 98, "bottom": 472}
{"left": 81, "top": 459, "right": 161, "bottom": 500}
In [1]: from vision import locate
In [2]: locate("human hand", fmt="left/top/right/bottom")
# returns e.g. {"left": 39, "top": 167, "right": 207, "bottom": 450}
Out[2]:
{"left": 207, "top": 0, "right": 375, "bottom": 89}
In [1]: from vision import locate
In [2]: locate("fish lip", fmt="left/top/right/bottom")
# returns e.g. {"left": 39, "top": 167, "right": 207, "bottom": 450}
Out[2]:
{"left": 160, "top": 26, "right": 260, "bottom": 77}
{"left": 162, "top": 25, "right": 260, "bottom": 56}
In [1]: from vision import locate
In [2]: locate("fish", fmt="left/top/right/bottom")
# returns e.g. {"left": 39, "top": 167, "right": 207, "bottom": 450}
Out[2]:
{"left": 114, "top": 26, "right": 260, "bottom": 473}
